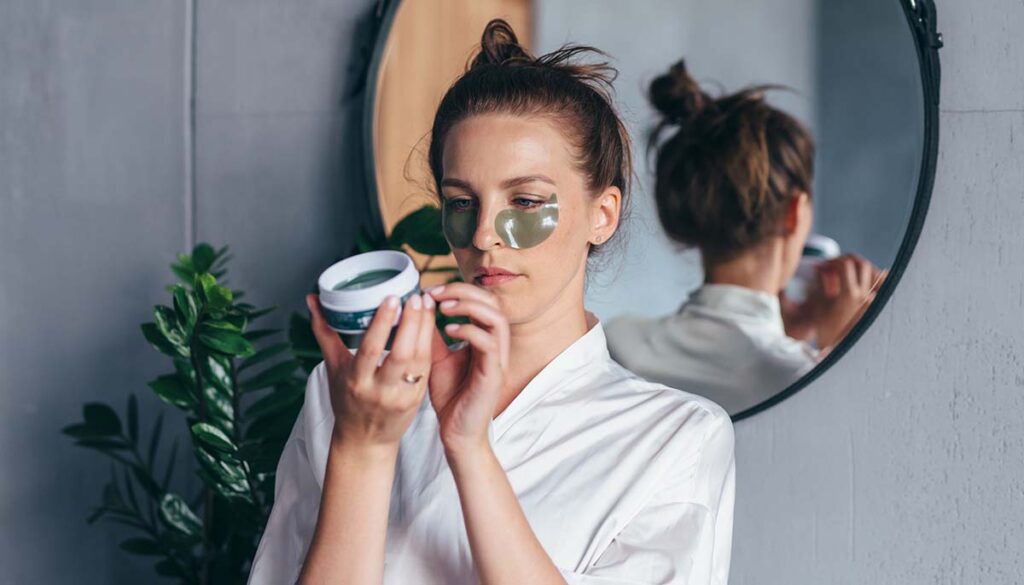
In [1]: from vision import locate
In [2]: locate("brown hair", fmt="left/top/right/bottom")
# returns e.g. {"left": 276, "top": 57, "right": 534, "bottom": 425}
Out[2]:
{"left": 648, "top": 60, "right": 815, "bottom": 263}
{"left": 428, "top": 19, "right": 633, "bottom": 256}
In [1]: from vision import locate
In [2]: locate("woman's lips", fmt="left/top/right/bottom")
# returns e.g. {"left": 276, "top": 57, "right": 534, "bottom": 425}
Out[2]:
{"left": 473, "top": 267, "right": 520, "bottom": 286}
{"left": 475, "top": 273, "right": 520, "bottom": 286}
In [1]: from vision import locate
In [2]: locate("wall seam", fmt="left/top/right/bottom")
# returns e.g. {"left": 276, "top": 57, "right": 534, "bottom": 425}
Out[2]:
{"left": 183, "top": 0, "right": 197, "bottom": 252}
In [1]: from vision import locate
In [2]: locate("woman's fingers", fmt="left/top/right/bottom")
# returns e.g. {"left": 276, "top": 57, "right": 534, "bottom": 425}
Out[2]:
{"left": 353, "top": 295, "right": 400, "bottom": 378}
{"left": 416, "top": 293, "right": 436, "bottom": 362}
{"left": 425, "top": 282, "right": 500, "bottom": 310}
{"left": 443, "top": 322, "right": 504, "bottom": 376}
{"left": 305, "top": 294, "right": 352, "bottom": 372}
{"left": 437, "top": 298, "right": 509, "bottom": 369}
{"left": 388, "top": 294, "right": 424, "bottom": 361}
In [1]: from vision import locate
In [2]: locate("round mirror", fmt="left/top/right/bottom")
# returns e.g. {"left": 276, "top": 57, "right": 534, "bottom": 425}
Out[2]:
{"left": 362, "top": 0, "right": 941, "bottom": 419}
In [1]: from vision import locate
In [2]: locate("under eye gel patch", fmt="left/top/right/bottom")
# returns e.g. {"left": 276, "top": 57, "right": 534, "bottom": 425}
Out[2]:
{"left": 443, "top": 194, "right": 559, "bottom": 250}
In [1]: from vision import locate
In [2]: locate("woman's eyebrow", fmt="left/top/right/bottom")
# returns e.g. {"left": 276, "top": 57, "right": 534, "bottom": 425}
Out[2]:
{"left": 440, "top": 175, "right": 557, "bottom": 191}
{"left": 500, "top": 174, "right": 557, "bottom": 189}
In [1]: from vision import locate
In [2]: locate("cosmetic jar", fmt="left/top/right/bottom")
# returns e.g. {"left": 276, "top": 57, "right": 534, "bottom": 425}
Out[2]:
{"left": 317, "top": 250, "right": 420, "bottom": 350}
{"left": 785, "top": 234, "right": 841, "bottom": 303}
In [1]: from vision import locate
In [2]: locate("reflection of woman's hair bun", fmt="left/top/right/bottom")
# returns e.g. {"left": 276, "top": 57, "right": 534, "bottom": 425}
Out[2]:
{"left": 647, "top": 59, "right": 815, "bottom": 262}
{"left": 648, "top": 60, "right": 710, "bottom": 125}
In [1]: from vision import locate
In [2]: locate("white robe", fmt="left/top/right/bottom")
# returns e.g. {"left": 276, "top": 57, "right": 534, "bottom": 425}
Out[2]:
{"left": 606, "top": 283, "right": 820, "bottom": 415}
{"left": 248, "top": 315, "right": 735, "bottom": 584}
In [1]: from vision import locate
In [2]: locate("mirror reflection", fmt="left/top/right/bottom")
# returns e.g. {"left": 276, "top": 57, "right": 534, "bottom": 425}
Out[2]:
{"left": 370, "top": 0, "right": 924, "bottom": 416}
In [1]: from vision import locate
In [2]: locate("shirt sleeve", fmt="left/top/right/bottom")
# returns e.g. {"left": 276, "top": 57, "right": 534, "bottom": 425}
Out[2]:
{"left": 247, "top": 362, "right": 332, "bottom": 585}
{"left": 559, "top": 411, "right": 736, "bottom": 585}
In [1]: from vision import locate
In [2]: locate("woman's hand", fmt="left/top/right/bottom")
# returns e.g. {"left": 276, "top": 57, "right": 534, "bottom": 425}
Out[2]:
{"left": 305, "top": 291, "right": 435, "bottom": 451}
{"left": 804, "top": 254, "right": 888, "bottom": 349}
{"left": 424, "top": 282, "right": 510, "bottom": 455}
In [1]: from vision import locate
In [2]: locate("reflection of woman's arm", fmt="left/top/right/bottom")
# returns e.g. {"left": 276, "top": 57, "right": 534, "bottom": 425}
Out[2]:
{"left": 807, "top": 255, "right": 887, "bottom": 349}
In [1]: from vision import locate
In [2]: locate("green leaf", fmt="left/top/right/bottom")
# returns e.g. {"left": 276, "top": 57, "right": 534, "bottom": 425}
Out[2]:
{"left": 127, "top": 394, "right": 138, "bottom": 446}
{"left": 154, "top": 558, "right": 184, "bottom": 578}
{"left": 83, "top": 403, "right": 121, "bottom": 436}
{"left": 388, "top": 205, "right": 450, "bottom": 256}
{"left": 240, "top": 360, "right": 300, "bottom": 392}
{"left": 61, "top": 422, "right": 109, "bottom": 440}
{"left": 194, "top": 447, "right": 251, "bottom": 500}
{"left": 120, "top": 537, "right": 162, "bottom": 556}
{"left": 75, "top": 439, "right": 129, "bottom": 451}
{"left": 153, "top": 306, "right": 187, "bottom": 349}
{"left": 148, "top": 374, "right": 197, "bottom": 410}
{"left": 170, "top": 253, "right": 195, "bottom": 284}
{"left": 239, "top": 342, "right": 291, "bottom": 372}
{"left": 243, "top": 305, "right": 275, "bottom": 321}
{"left": 199, "top": 322, "right": 254, "bottom": 357}
{"left": 245, "top": 386, "right": 303, "bottom": 419}
{"left": 129, "top": 463, "right": 162, "bottom": 500}
{"left": 161, "top": 439, "right": 178, "bottom": 491}
{"left": 191, "top": 243, "right": 216, "bottom": 273}
{"left": 207, "top": 284, "right": 233, "bottom": 310}
{"left": 147, "top": 410, "right": 164, "bottom": 469}
{"left": 244, "top": 328, "right": 280, "bottom": 342}
{"left": 200, "top": 353, "right": 232, "bottom": 392}
{"left": 288, "top": 314, "right": 320, "bottom": 357}
{"left": 191, "top": 422, "right": 237, "bottom": 453}
{"left": 158, "top": 493, "right": 203, "bottom": 541}
{"left": 356, "top": 224, "right": 384, "bottom": 253}
{"left": 141, "top": 323, "right": 184, "bottom": 358}
{"left": 195, "top": 273, "right": 218, "bottom": 303}
{"left": 172, "top": 285, "right": 198, "bottom": 331}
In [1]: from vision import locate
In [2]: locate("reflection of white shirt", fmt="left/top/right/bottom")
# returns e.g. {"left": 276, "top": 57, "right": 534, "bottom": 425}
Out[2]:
{"left": 249, "top": 315, "right": 735, "bottom": 585}
{"left": 606, "top": 283, "right": 820, "bottom": 415}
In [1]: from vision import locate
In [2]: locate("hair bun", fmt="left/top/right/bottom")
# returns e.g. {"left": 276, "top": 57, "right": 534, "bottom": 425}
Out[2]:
{"left": 472, "top": 19, "right": 534, "bottom": 68}
{"left": 648, "top": 60, "right": 711, "bottom": 125}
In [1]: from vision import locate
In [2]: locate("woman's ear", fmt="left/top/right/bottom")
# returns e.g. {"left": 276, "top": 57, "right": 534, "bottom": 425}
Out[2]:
{"left": 590, "top": 186, "right": 622, "bottom": 244}
{"left": 782, "top": 191, "right": 811, "bottom": 235}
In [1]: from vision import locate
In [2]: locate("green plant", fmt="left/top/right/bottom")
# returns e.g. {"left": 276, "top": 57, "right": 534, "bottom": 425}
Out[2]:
{"left": 63, "top": 204, "right": 461, "bottom": 583}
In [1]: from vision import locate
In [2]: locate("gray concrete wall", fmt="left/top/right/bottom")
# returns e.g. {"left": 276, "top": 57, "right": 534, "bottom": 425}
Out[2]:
{"left": 2, "top": 0, "right": 1022, "bottom": 584}
{"left": 730, "top": 1, "right": 1024, "bottom": 582}
{"left": 0, "top": 0, "right": 375, "bottom": 582}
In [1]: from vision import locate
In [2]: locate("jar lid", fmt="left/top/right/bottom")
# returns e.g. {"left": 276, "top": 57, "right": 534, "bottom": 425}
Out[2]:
{"left": 317, "top": 250, "right": 419, "bottom": 311}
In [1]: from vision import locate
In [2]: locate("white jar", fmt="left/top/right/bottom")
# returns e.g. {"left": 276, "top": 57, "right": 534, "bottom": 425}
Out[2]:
{"left": 785, "top": 233, "right": 841, "bottom": 303}
{"left": 317, "top": 250, "right": 420, "bottom": 350}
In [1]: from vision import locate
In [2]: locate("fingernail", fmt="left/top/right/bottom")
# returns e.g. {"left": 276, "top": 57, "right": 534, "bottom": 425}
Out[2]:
{"left": 385, "top": 295, "right": 399, "bottom": 309}
{"left": 445, "top": 323, "right": 460, "bottom": 331}
{"left": 426, "top": 285, "right": 445, "bottom": 295}
{"left": 440, "top": 299, "right": 457, "bottom": 310}
{"left": 305, "top": 296, "right": 313, "bottom": 312}
{"left": 410, "top": 294, "right": 422, "bottom": 310}
{"left": 423, "top": 293, "right": 435, "bottom": 309}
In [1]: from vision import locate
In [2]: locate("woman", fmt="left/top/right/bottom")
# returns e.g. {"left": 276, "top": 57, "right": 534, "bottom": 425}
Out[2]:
{"left": 606, "top": 60, "right": 885, "bottom": 415}
{"left": 248, "top": 21, "right": 734, "bottom": 585}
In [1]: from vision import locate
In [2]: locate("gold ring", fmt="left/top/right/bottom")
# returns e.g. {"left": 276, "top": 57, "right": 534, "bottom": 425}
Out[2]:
{"left": 402, "top": 372, "right": 424, "bottom": 384}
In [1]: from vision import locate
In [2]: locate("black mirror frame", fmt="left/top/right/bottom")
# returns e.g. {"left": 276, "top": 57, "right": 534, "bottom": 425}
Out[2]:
{"left": 358, "top": 0, "right": 944, "bottom": 423}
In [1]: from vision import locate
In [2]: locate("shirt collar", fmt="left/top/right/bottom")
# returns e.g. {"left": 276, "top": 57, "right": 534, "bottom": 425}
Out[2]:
{"left": 491, "top": 311, "right": 608, "bottom": 440}
{"left": 684, "top": 283, "right": 785, "bottom": 331}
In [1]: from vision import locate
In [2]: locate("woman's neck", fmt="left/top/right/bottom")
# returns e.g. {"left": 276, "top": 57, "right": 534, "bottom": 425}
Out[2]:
{"left": 493, "top": 281, "right": 589, "bottom": 419}
{"left": 704, "top": 240, "right": 787, "bottom": 294}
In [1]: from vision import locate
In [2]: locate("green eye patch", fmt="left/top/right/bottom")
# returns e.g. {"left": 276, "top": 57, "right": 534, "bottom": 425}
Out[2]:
{"left": 442, "top": 194, "right": 560, "bottom": 250}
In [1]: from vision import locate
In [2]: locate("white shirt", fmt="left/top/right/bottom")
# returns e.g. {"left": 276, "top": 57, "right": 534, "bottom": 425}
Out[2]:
{"left": 605, "top": 283, "right": 820, "bottom": 415}
{"left": 248, "top": 314, "right": 735, "bottom": 585}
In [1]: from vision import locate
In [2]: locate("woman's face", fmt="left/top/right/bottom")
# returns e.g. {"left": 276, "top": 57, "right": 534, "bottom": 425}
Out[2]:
{"left": 439, "top": 113, "right": 619, "bottom": 325}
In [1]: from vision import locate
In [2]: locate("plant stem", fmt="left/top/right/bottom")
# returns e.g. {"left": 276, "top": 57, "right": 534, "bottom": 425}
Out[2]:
{"left": 188, "top": 334, "right": 214, "bottom": 585}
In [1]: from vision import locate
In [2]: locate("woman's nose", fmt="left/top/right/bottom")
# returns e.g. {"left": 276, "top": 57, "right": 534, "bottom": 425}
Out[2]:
{"left": 472, "top": 206, "right": 503, "bottom": 250}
